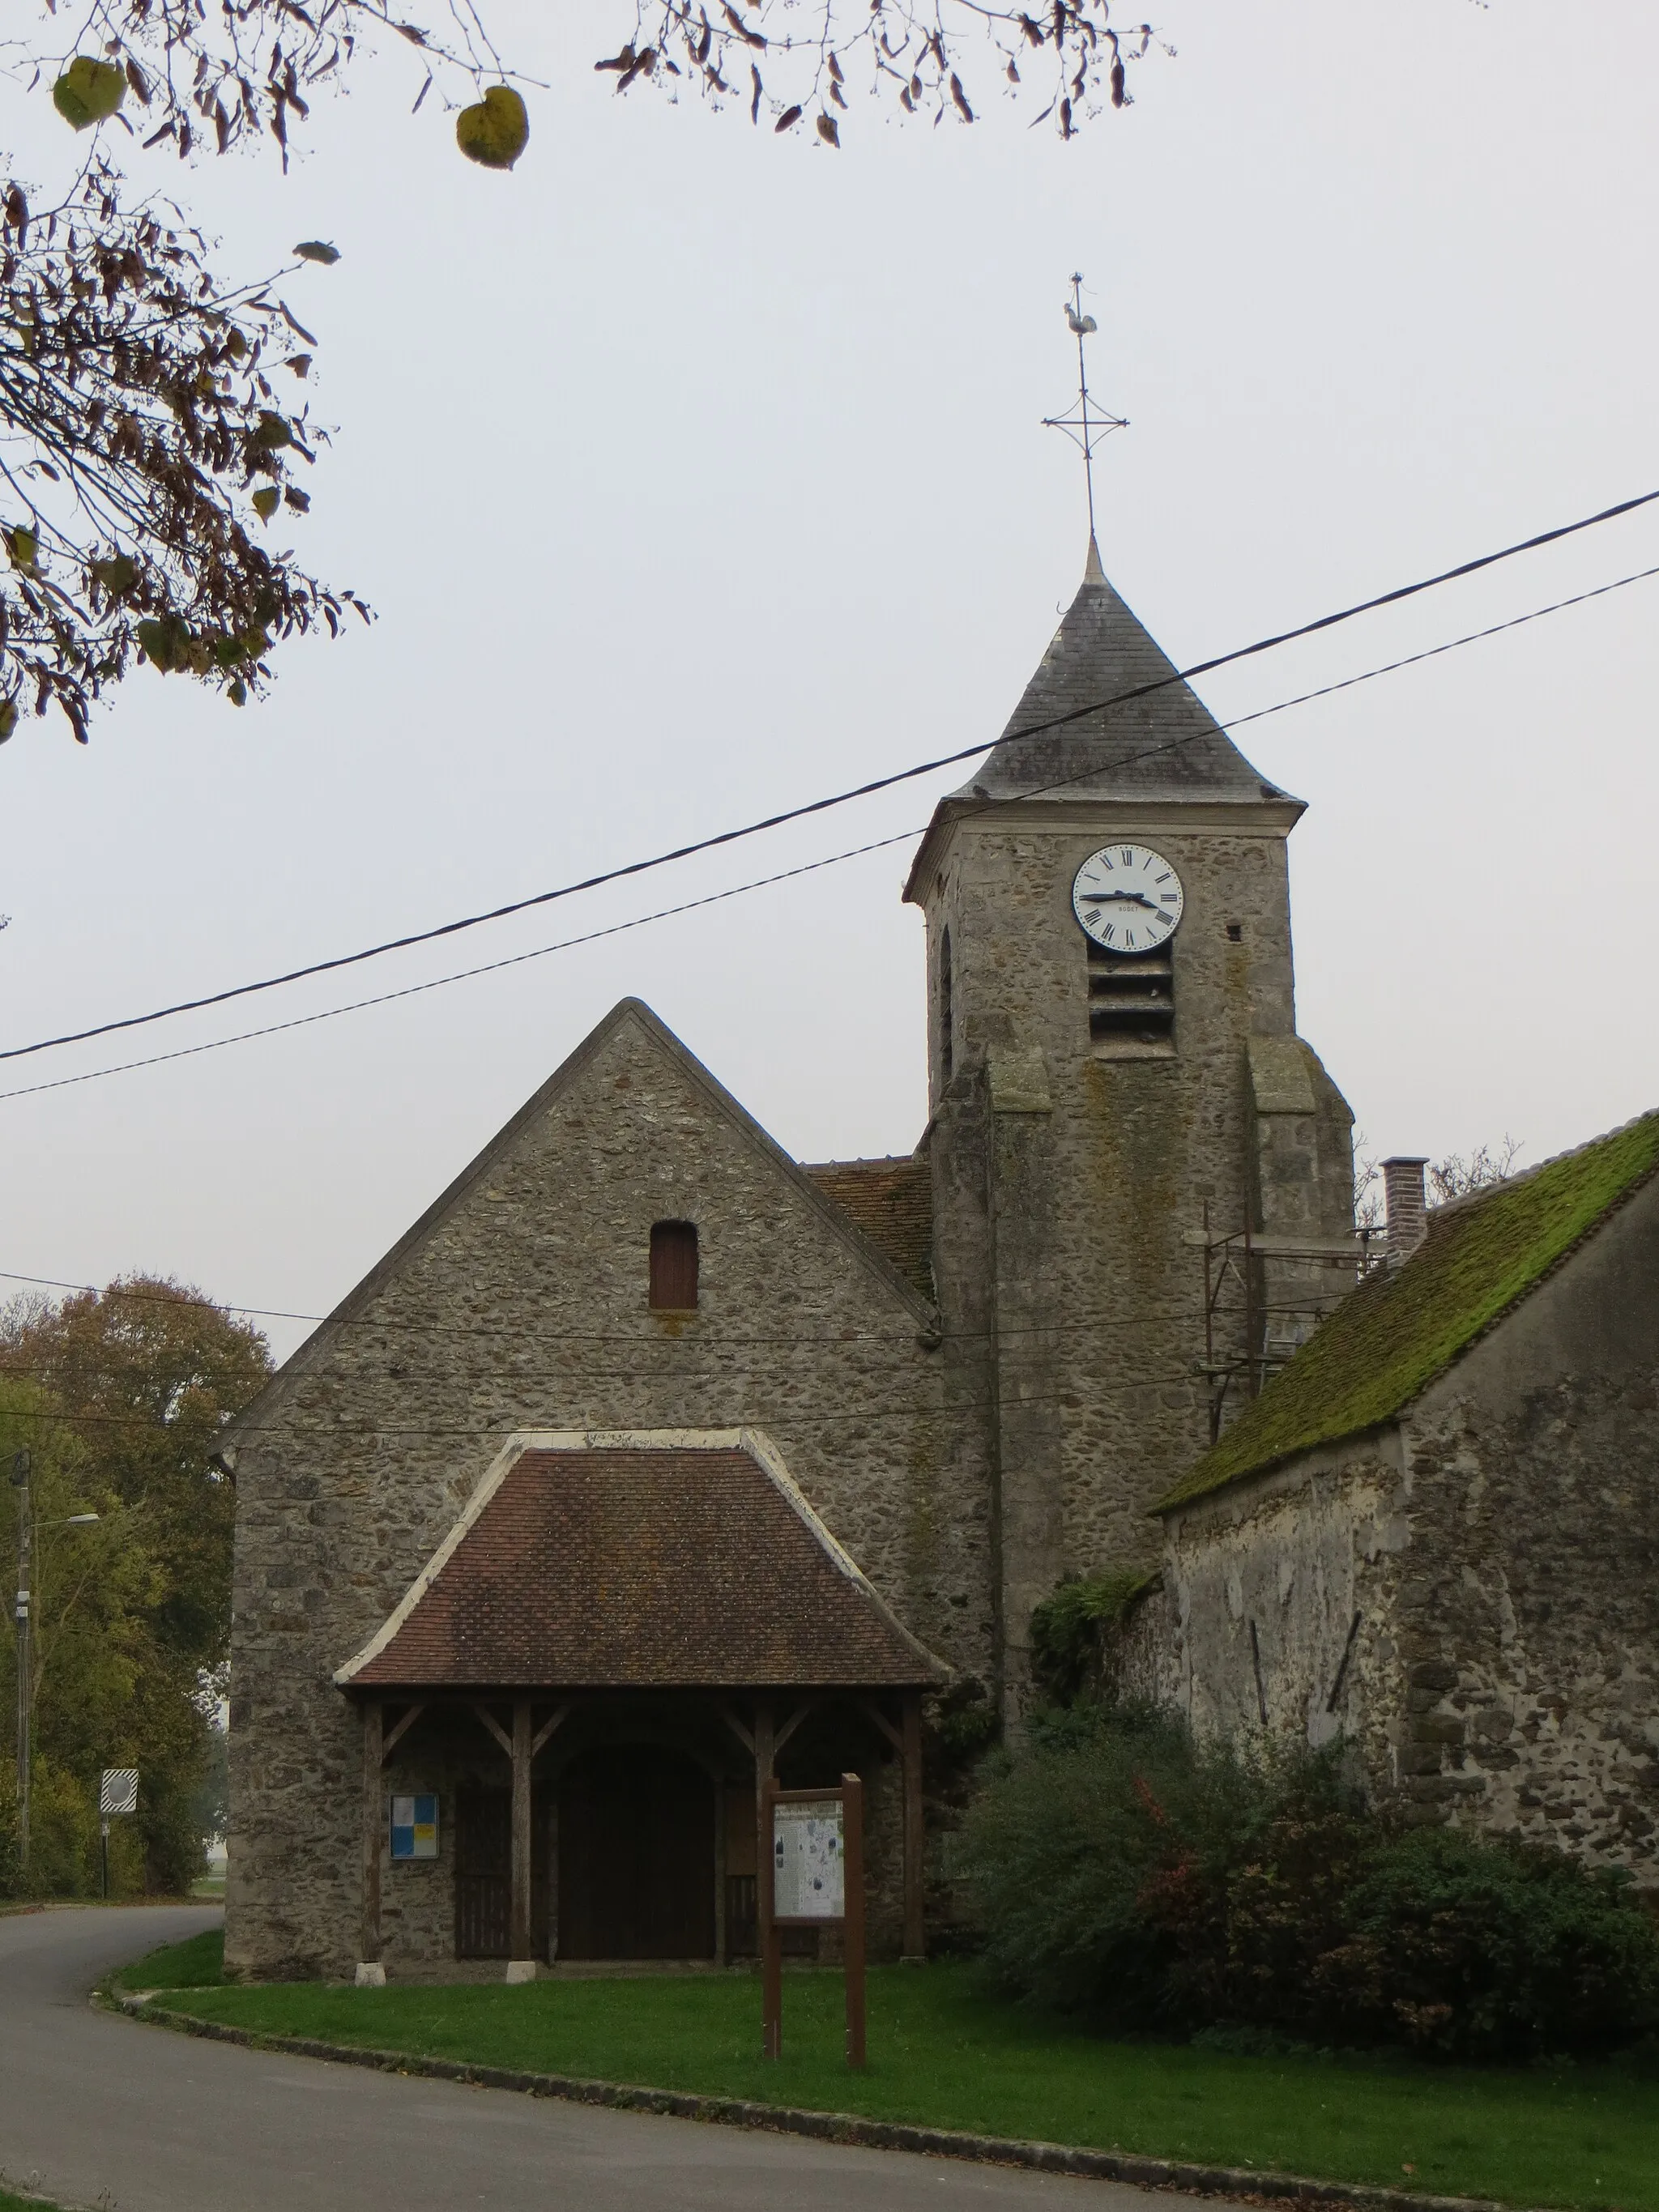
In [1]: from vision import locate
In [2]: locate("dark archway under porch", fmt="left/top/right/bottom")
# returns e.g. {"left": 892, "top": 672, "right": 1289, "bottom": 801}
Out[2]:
{"left": 351, "top": 1686, "right": 926, "bottom": 1979}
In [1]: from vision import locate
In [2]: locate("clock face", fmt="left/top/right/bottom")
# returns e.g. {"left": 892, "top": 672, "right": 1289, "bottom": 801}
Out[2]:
{"left": 1072, "top": 844, "right": 1185, "bottom": 955}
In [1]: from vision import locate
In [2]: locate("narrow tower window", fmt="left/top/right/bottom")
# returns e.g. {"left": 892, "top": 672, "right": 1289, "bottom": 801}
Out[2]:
{"left": 939, "top": 927, "right": 953, "bottom": 1084}
{"left": 649, "top": 1221, "right": 699, "bottom": 1311}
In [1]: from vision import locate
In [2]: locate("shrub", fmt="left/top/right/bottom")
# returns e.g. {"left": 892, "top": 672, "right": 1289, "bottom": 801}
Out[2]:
{"left": 958, "top": 1707, "right": 1659, "bottom": 2057}
{"left": 1317, "top": 1826, "right": 1659, "bottom": 2061}
{"left": 956, "top": 1703, "right": 1342, "bottom": 2022}
{"left": 1029, "top": 1570, "right": 1158, "bottom": 1703}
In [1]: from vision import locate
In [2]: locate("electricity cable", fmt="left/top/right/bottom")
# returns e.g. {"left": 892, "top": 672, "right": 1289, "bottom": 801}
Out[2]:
{"left": 4, "top": 555, "right": 1655, "bottom": 1106}
{"left": 0, "top": 1265, "right": 1360, "bottom": 1345}
{"left": 6, "top": 484, "right": 1657, "bottom": 1068}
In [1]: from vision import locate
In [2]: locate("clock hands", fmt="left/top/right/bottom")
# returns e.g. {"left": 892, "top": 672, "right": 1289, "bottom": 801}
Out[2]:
{"left": 1083, "top": 889, "right": 1162, "bottom": 915}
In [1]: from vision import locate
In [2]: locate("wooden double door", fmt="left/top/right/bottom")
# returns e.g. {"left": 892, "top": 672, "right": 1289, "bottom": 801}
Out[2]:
{"left": 454, "top": 1746, "right": 714, "bottom": 1962}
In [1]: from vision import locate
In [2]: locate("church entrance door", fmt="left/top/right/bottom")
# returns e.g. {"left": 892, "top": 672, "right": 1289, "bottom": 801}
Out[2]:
{"left": 557, "top": 1745, "right": 714, "bottom": 1960}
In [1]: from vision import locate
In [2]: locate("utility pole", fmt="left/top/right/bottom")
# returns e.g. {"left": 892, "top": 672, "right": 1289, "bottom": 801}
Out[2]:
{"left": 11, "top": 1449, "right": 31, "bottom": 1869}
{"left": 9, "top": 1451, "right": 96, "bottom": 1875}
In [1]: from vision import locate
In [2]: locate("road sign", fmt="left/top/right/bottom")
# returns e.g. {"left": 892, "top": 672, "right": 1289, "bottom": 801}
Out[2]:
{"left": 99, "top": 1768, "right": 138, "bottom": 1816}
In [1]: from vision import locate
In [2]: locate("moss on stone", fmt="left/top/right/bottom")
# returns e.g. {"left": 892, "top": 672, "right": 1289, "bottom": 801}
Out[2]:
{"left": 1158, "top": 1110, "right": 1659, "bottom": 1512}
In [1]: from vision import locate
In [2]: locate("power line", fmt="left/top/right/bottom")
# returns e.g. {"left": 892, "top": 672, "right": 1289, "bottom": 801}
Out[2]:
{"left": 6, "top": 484, "right": 1657, "bottom": 1068}
{"left": 0, "top": 1266, "right": 1349, "bottom": 1345}
{"left": 6, "top": 554, "right": 1656, "bottom": 1107}
{"left": 0, "top": 833, "right": 919, "bottom": 1103}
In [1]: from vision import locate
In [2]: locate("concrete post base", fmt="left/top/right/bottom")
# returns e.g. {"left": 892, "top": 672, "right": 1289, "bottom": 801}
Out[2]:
{"left": 504, "top": 1959, "right": 537, "bottom": 1984}
{"left": 354, "top": 1961, "right": 386, "bottom": 1988}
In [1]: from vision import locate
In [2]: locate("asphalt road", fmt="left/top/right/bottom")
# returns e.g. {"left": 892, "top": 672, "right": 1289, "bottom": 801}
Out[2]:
{"left": 0, "top": 1906, "right": 1218, "bottom": 2212}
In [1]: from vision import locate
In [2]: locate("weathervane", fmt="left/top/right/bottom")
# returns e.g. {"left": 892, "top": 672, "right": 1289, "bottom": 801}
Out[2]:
{"left": 1042, "top": 274, "right": 1128, "bottom": 544}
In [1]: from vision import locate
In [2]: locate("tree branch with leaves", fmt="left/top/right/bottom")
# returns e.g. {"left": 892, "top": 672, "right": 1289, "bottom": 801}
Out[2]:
{"left": 0, "top": 159, "right": 364, "bottom": 742}
{"left": 3, "top": 0, "right": 1158, "bottom": 744}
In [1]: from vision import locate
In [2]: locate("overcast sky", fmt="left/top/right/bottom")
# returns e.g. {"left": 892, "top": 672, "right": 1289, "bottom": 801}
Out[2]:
{"left": 4, "top": 0, "right": 1657, "bottom": 1360}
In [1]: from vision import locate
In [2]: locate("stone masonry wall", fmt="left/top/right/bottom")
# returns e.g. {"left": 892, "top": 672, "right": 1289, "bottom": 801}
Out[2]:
{"left": 226, "top": 1001, "right": 990, "bottom": 1979}
{"left": 918, "top": 802, "right": 1354, "bottom": 1711}
{"left": 1388, "top": 1178, "right": 1659, "bottom": 1880}
{"left": 1127, "top": 1177, "right": 1659, "bottom": 1887}
{"left": 1137, "top": 1438, "right": 1409, "bottom": 1783}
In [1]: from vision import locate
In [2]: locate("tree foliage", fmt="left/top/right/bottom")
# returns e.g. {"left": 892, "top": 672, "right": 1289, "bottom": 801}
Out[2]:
{"left": 0, "top": 164, "right": 365, "bottom": 742}
{"left": 0, "top": 1276, "right": 271, "bottom": 1894}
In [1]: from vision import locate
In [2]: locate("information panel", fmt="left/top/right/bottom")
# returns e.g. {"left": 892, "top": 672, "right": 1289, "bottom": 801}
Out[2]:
{"left": 772, "top": 1796, "right": 844, "bottom": 1920}
{"left": 389, "top": 1793, "right": 439, "bottom": 1860}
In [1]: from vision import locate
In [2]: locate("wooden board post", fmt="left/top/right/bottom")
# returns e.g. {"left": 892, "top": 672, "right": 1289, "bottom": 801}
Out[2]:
{"left": 762, "top": 1775, "right": 865, "bottom": 2069}
{"left": 360, "top": 1698, "right": 383, "bottom": 1970}
{"left": 759, "top": 1774, "right": 782, "bottom": 2060}
{"left": 510, "top": 1696, "right": 533, "bottom": 1967}
{"left": 841, "top": 1771, "right": 866, "bottom": 2070}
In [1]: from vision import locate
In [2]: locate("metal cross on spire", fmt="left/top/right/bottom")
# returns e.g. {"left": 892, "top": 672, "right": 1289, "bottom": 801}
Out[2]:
{"left": 1041, "top": 274, "right": 1128, "bottom": 545}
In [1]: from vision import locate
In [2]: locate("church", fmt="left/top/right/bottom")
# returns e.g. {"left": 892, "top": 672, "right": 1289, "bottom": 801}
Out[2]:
{"left": 220, "top": 531, "right": 1362, "bottom": 1981}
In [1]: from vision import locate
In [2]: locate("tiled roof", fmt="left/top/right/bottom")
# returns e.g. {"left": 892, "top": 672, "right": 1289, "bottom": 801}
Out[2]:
{"left": 1157, "top": 1110, "right": 1659, "bottom": 1512}
{"left": 342, "top": 1437, "right": 943, "bottom": 1690}
{"left": 804, "top": 1157, "right": 934, "bottom": 1302}
{"left": 953, "top": 538, "right": 1292, "bottom": 810}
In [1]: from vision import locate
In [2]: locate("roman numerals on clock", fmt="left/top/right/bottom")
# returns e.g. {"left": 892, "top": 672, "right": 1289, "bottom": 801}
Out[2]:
{"left": 1072, "top": 844, "right": 1185, "bottom": 954}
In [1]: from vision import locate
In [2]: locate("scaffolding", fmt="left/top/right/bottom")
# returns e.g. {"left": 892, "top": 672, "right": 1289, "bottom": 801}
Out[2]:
{"left": 1188, "top": 1208, "right": 1389, "bottom": 1443}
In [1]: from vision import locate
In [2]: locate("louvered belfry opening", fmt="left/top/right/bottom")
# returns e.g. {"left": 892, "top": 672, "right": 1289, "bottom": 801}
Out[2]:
{"left": 649, "top": 1219, "right": 699, "bottom": 1310}
{"left": 1087, "top": 938, "right": 1175, "bottom": 1049}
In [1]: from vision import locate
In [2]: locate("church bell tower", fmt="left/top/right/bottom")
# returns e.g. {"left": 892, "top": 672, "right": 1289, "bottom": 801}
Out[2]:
{"left": 904, "top": 509, "right": 1356, "bottom": 1720}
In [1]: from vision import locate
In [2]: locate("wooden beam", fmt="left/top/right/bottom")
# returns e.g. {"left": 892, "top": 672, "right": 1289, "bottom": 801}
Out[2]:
{"left": 510, "top": 1696, "right": 532, "bottom": 1964}
{"left": 753, "top": 1694, "right": 774, "bottom": 2006}
{"left": 774, "top": 1700, "right": 815, "bottom": 1758}
{"left": 720, "top": 1704, "right": 755, "bottom": 1757}
{"left": 471, "top": 1703, "right": 513, "bottom": 1759}
{"left": 842, "top": 1770, "right": 866, "bottom": 2069}
{"left": 859, "top": 1696, "right": 904, "bottom": 1754}
{"left": 713, "top": 1781, "right": 727, "bottom": 1970}
{"left": 360, "top": 1699, "right": 383, "bottom": 1967}
{"left": 531, "top": 1701, "right": 571, "bottom": 1758}
{"left": 901, "top": 1688, "right": 925, "bottom": 1963}
{"left": 380, "top": 1702, "right": 426, "bottom": 1765}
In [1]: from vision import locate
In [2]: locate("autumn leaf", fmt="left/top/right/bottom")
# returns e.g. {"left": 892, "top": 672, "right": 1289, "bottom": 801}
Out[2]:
{"left": 455, "top": 83, "right": 529, "bottom": 169}
{"left": 52, "top": 58, "right": 127, "bottom": 131}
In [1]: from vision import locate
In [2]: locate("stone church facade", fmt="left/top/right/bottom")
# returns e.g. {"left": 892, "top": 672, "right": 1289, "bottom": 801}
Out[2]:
{"left": 222, "top": 539, "right": 1358, "bottom": 1980}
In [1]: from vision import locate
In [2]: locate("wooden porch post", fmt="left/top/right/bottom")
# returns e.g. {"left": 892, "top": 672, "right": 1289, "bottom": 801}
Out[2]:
{"left": 754, "top": 1699, "right": 778, "bottom": 2056}
{"left": 508, "top": 1696, "right": 534, "bottom": 1979}
{"left": 901, "top": 1688, "right": 926, "bottom": 1963}
{"left": 357, "top": 1698, "right": 385, "bottom": 1984}
{"left": 753, "top": 1698, "right": 775, "bottom": 1916}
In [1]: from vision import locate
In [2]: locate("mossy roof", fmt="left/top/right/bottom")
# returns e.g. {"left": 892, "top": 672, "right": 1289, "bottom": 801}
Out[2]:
{"left": 1156, "top": 1109, "right": 1659, "bottom": 1513}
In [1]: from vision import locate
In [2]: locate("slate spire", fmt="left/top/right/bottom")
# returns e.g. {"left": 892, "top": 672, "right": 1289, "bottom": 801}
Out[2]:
{"left": 951, "top": 537, "right": 1296, "bottom": 810}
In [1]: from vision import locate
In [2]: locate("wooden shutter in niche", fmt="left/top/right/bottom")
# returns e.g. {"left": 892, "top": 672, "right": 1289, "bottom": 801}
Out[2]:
{"left": 649, "top": 1221, "right": 699, "bottom": 1310}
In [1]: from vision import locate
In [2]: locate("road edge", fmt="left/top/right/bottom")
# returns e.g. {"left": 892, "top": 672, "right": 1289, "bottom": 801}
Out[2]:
{"left": 113, "top": 1993, "right": 1513, "bottom": 2212}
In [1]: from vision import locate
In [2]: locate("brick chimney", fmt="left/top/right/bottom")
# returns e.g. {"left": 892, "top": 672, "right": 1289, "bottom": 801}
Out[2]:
{"left": 1382, "top": 1156, "right": 1429, "bottom": 1261}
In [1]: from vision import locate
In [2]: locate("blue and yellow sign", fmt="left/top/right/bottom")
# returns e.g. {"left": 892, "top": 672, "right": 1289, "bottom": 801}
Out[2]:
{"left": 388, "top": 1793, "right": 438, "bottom": 1860}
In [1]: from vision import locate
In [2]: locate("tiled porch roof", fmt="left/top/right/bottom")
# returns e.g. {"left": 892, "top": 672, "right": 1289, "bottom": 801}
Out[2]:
{"left": 338, "top": 1430, "right": 944, "bottom": 1693}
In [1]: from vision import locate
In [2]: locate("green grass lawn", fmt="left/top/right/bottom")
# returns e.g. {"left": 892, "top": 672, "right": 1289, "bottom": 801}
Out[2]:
{"left": 126, "top": 1935, "right": 1659, "bottom": 2212}
{"left": 112, "top": 1927, "right": 225, "bottom": 1990}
